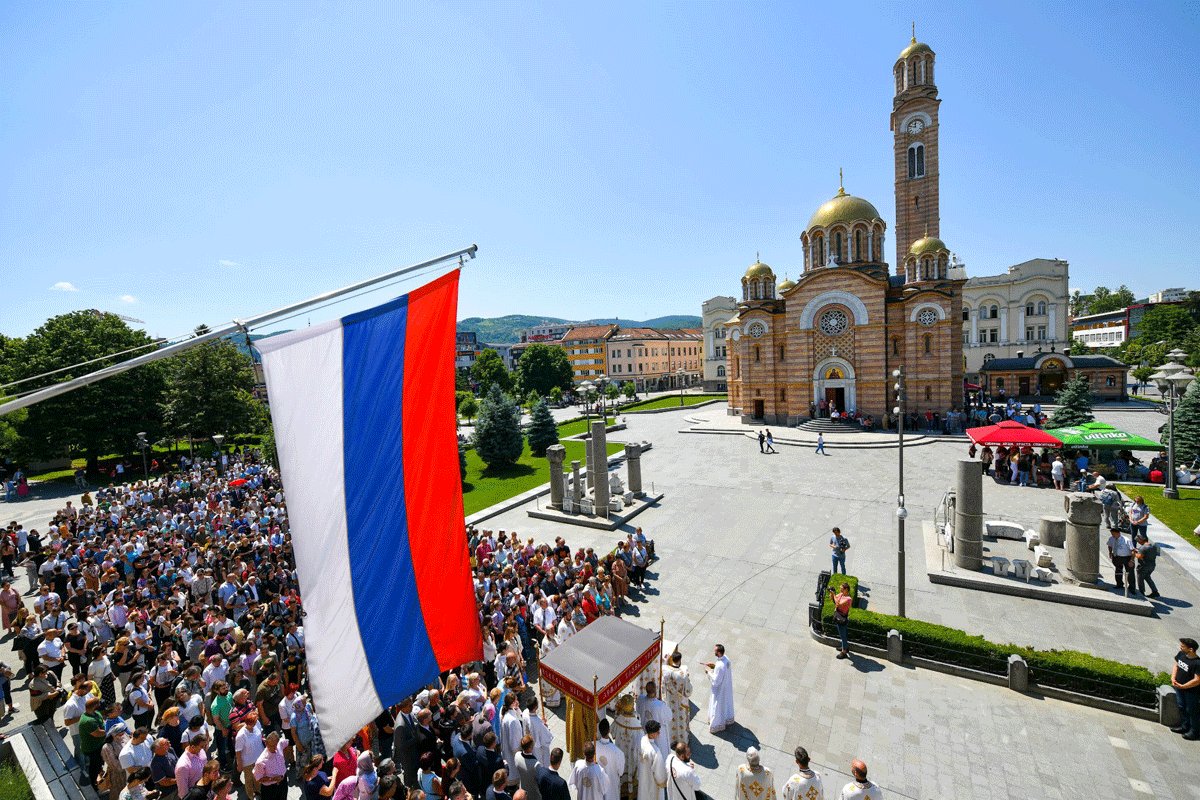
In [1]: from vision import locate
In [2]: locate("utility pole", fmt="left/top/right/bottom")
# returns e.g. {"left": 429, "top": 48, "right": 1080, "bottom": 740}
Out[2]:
{"left": 893, "top": 367, "right": 908, "bottom": 618}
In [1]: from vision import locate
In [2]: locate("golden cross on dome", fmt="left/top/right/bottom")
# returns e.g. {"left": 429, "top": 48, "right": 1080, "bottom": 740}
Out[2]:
{"left": 912, "top": 21, "right": 916, "bottom": 43}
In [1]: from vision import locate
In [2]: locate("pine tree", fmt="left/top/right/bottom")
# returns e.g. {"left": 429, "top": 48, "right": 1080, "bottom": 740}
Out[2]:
{"left": 472, "top": 385, "right": 524, "bottom": 467}
{"left": 458, "top": 440, "right": 468, "bottom": 481}
{"left": 1048, "top": 375, "right": 1095, "bottom": 428}
{"left": 527, "top": 398, "right": 559, "bottom": 457}
{"left": 1165, "top": 378, "right": 1200, "bottom": 462}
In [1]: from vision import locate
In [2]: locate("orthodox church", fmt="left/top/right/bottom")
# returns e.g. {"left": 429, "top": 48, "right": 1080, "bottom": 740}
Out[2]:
{"left": 726, "top": 33, "right": 964, "bottom": 423}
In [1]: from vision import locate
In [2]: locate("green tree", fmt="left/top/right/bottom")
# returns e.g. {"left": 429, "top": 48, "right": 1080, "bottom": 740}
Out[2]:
{"left": 458, "top": 394, "right": 479, "bottom": 425}
{"left": 548, "top": 386, "right": 563, "bottom": 406}
{"left": 455, "top": 369, "right": 472, "bottom": 392}
{"left": 1132, "top": 365, "right": 1155, "bottom": 392}
{"left": 526, "top": 398, "right": 559, "bottom": 457}
{"left": 604, "top": 382, "right": 619, "bottom": 401}
{"left": 514, "top": 344, "right": 574, "bottom": 397}
{"left": 525, "top": 389, "right": 541, "bottom": 415}
{"left": 0, "top": 336, "right": 27, "bottom": 459}
{"left": 1166, "top": 378, "right": 1200, "bottom": 461}
{"left": 261, "top": 417, "right": 279, "bottom": 469}
{"left": 1048, "top": 375, "right": 1095, "bottom": 428}
{"left": 1136, "top": 305, "right": 1196, "bottom": 350}
{"left": 472, "top": 385, "right": 523, "bottom": 467}
{"left": 471, "top": 349, "right": 512, "bottom": 396}
{"left": 458, "top": 440, "right": 468, "bottom": 481}
{"left": 1087, "top": 285, "right": 1136, "bottom": 315}
{"left": 13, "top": 312, "right": 166, "bottom": 473}
{"left": 161, "top": 329, "right": 262, "bottom": 443}
{"left": 622, "top": 381, "right": 636, "bottom": 400}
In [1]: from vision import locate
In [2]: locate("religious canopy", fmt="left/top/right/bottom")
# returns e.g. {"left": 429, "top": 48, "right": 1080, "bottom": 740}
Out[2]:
{"left": 967, "top": 420, "right": 1063, "bottom": 448}
{"left": 538, "top": 616, "right": 661, "bottom": 708}
{"left": 1043, "top": 422, "right": 1161, "bottom": 450}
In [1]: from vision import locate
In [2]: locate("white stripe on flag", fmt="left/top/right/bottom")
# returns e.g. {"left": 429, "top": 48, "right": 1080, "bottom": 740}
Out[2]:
{"left": 259, "top": 321, "right": 383, "bottom": 748}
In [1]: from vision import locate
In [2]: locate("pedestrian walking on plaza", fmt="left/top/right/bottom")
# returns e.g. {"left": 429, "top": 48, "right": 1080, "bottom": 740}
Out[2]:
{"left": 1170, "top": 637, "right": 1200, "bottom": 740}
{"left": 764, "top": 430, "right": 777, "bottom": 454}
{"left": 815, "top": 433, "right": 827, "bottom": 455}
{"left": 1128, "top": 495, "right": 1150, "bottom": 539}
{"left": 1106, "top": 528, "right": 1135, "bottom": 595}
{"left": 1051, "top": 455, "right": 1066, "bottom": 491}
{"left": 829, "top": 583, "right": 853, "bottom": 660}
{"left": 758, "top": 431, "right": 765, "bottom": 453}
{"left": 1134, "top": 533, "right": 1161, "bottom": 598}
{"left": 829, "top": 528, "right": 849, "bottom": 575}
{"left": 838, "top": 760, "right": 882, "bottom": 799}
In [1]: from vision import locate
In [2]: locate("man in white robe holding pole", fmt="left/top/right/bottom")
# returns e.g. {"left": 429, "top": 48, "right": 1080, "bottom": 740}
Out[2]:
{"left": 702, "top": 643, "right": 734, "bottom": 734}
{"left": 637, "top": 721, "right": 668, "bottom": 800}
{"left": 638, "top": 682, "right": 673, "bottom": 760}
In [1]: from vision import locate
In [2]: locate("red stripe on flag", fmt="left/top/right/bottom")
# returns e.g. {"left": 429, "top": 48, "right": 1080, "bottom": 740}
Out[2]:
{"left": 401, "top": 270, "right": 483, "bottom": 670}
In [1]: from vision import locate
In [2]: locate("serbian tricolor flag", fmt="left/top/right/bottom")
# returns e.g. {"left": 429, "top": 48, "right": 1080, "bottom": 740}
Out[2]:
{"left": 258, "top": 270, "right": 481, "bottom": 748}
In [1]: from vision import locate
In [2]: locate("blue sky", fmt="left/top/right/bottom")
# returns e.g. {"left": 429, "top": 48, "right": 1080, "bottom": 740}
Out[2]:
{"left": 2, "top": 1, "right": 1197, "bottom": 339}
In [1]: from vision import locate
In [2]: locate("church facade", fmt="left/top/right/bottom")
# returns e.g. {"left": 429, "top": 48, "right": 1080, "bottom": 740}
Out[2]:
{"left": 726, "top": 34, "right": 964, "bottom": 424}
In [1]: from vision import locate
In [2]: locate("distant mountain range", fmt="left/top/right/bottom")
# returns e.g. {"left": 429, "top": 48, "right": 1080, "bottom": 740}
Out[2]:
{"left": 456, "top": 314, "right": 702, "bottom": 344}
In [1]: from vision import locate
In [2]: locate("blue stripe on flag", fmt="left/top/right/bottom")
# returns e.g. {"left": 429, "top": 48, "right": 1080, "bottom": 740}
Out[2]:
{"left": 341, "top": 295, "right": 440, "bottom": 703}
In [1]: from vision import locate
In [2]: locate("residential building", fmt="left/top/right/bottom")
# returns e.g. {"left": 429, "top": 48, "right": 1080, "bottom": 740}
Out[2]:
{"left": 607, "top": 328, "right": 703, "bottom": 391}
{"left": 1148, "top": 288, "right": 1188, "bottom": 304}
{"left": 961, "top": 258, "right": 1070, "bottom": 379}
{"left": 455, "top": 331, "right": 479, "bottom": 370}
{"left": 1071, "top": 309, "right": 1127, "bottom": 349}
{"left": 701, "top": 296, "right": 737, "bottom": 391}
{"left": 560, "top": 324, "right": 617, "bottom": 383}
{"left": 485, "top": 342, "right": 517, "bottom": 370}
{"left": 522, "top": 322, "right": 573, "bottom": 343}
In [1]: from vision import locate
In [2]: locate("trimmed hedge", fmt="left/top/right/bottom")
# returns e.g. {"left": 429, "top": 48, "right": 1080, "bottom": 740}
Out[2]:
{"left": 819, "top": 575, "right": 1169, "bottom": 708}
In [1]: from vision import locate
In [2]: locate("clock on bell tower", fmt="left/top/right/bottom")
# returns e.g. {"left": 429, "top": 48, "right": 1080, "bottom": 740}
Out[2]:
{"left": 890, "top": 28, "right": 941, "bottom": 271}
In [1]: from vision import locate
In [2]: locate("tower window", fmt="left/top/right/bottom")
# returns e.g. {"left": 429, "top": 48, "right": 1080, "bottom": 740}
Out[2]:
{"left": 923, "top": 334, "right": 932, "bottom": 354}
{"left": 834, "top": 232, "right": 843, "bottom": 263}
{"left": 892, "top": 337, "right": 900, "bottom": 356}
{"left": 854, "top": 230, "right": 863, "bottom": 261}
{"left": 778, "top": 345, "right": 785, "bottom": 362}
{"left": 924, "top": 385, "right": 932, "bottom": 401}
{"left": 908, "top": 143, "right": 925, "bottom": 179}
{"left": 754, "top": 346, "right": 760, "bottom": 362}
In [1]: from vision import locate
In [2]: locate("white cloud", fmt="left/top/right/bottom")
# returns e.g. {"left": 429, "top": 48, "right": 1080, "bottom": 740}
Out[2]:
{"left": 50, "top": 281, "right": 78, "bottom": 292}
{"left": 218, "top": 259, "right": 239, "bottom": 268}
{"left": 119, "top": 294, "right": 138, "bottom": 304}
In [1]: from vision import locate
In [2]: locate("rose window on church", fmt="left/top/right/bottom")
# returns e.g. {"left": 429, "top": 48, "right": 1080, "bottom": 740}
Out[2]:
{"left": 917, "top": 308, "right": 939, "bottom": 327}
{"left": 818, "top": 310, "right": 849, "bottom": 337}
{"left": 748, "top": 322, "right": 766, "bottom": 338}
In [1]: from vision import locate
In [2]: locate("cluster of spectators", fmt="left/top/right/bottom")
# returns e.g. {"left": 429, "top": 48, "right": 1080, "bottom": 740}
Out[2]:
{"left": 0, "top": 452, "right": 657, "bottom": 800}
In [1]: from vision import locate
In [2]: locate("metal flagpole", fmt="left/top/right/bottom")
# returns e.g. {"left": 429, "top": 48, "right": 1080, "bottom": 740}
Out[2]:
{"left": 0, "top": 244, "right": 478, "bottom": 417}
{"left": 657, "top": 617, "right": 665, "bottom": 691}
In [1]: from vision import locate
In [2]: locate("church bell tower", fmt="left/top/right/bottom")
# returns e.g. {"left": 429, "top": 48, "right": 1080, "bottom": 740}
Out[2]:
{"left": 891, "top": 27, "right": 941, "bottom": 271}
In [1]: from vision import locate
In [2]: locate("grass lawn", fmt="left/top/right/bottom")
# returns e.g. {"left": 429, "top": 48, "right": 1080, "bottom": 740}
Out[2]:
{"left": 1116, "top": 483, "right": 1200, "bottom": 551}
{"left": 619, "top": 393, "right": 727, "bottom": 412}
{"left": 555, "top": 416, "right": 616, "bottom": 438}
{"left": 0, "top": 763, "right": 33, "bottom": 800}
{"left": 463, "top": 439, "right": 623, "bottom": 516}
{"left": 28, "top": 435, "right": 264, "bottom": 483}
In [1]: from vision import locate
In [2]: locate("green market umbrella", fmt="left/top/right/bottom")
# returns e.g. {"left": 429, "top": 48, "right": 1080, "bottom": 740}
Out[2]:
{"left": 1044, "top": 422, "right": 1161, "bottom": 450}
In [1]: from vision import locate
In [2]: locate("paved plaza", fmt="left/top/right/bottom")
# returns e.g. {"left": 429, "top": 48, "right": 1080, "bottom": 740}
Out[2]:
{"left": 4, "top": 402, "right": 1198, "bottom": 799}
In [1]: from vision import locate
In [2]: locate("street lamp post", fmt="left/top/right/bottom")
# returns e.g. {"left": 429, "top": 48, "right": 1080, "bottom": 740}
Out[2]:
{"left": 893, "top": 367, "right": 908, "bottom": 618}
{"left": 598, "top": 374, "right": 608, "bottom": 423}
{"left": 579, "top": 381, "right": 595, "bottom": 429}
{"left": 677, "top": 368, "right": 686, "bottom": 407}
{"left": 136, "top": 431, "right": 149, "bottom": 479}
{"left": 1150, "top": 349, "right": 1196, "bottom": 500}
{"left": 212, "top": 433, "right": 226, "bottom": 476}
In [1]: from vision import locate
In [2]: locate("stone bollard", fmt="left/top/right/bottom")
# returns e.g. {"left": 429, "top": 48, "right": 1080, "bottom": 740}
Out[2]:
{"left": 886, "top": 630, "right": 903, "bottom": 664}
{"left": 954, "top": 458, "right": 984, "bottom": 570}
{"left": 626, "top": 443, "right": 644, "bottom": 497}
{"left": 1039, "top": 515, "right": 1067, "bottom": 548}
{"left": 1158, "top": 685, "right": 1181, "bottom": 728}
{"left": 1063, "top": 492, "right": 1102, "bottom": 584}
{"left": 1007, "top": 654, "right": 1029, "bottom": 692}
{"left": 546, "top": 445, "right": 566, "bottom": 510}
{"left": 571, "top": 460, "right": 582, "bottom": 501}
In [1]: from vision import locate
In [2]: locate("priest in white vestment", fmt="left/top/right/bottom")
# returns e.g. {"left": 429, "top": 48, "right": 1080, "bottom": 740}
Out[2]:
{"left": 595, "top": 719, "right": 625, "bottom": 800}
{"left": 569, "top": 742, "right": 612, "bottom": 800}
{"left": 524, "top": 698, "right": 554, "bottom": 767}
{"left": 665, "top": 742, "right": 701, "bottom": 800}
{"left": 660, "top": 651, "right": 693, "bottom": 749}
{"left": 703, "top": 644, "right": 734, "bottom": 733}
{"left": 539, "top": 634, "right": 562, "bottom": 708}
{"left": 637, "top": 721, "right": 668, "bottom": 800}
{"left": 734, "top": 747, "right": 776, "bottom": 800}
{"left": 500, "top": 696, "right": 528, "bottom": 786}
{"left": 638, "top": 682, "right": 673, "bottom": 760}
{"left": 611, "top": 695, "right": 642, "bottom": 800}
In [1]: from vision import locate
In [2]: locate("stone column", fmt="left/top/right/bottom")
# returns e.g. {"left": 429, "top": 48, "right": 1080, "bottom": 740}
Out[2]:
{"left": 970, "top": 309, "right": 978, "bottom": 346}
{"left": 1039, "top": 515, "right": 1066, "bottom": 548}
{"left": 999, "top": 307, "right": 1009, "bottom": 343}
{"left": 1063, "top": 492, "right": 1102, "bottom": 584}
{"left": 1017, "top": 307, "right": 1026, "bottom": 341}
{"left": 1049, "top": 303, "right": 1058, "bottom": 341}
{"left": 590, "top": 420, "right": 610, "bottom": 518}
{"left": 953, "top": 458, "right": 983, "bottom": 570}
{"left": 546, "top": 445, "right": 566, "bottom": 510}
{"left": 570, "top": 460, "right": 582, "bottom": 502}
{"left": 626, "top": 443, "right": 644, "bottom": 497}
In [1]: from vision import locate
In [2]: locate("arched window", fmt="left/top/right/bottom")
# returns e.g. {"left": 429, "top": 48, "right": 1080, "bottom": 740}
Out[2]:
{"left": 892, "top": 337, "right": 900, "bottom": 356}
{"left": 854, "top": 230, "right": 862, "bottom": 261}
{"left": 1037, "top": 301, "right": 1047, "bottom": 315}
{"left": 996, "top": 378, "right": 1004, "bottom": 389}
{"left": 924, "top": 385, "right": 932, "bottom": 401}
{"left": 923, "top": 334, "right": 932, "bottom": 354}
{"left": 834, "top": 231, "right": 843, "bottom": 263}
{"left": 908, "top": 143, "right": 925, "bottom": 178}
{"left": 1025, "top": 302, "right": 1034, "bottom": 316}
{"left": 989, "top": 305, "right": 999, "bottom": 319}
{"left": 815, "top": 235, "right": 825, "bottom": 265}
{"left": 754, "top": 346, "right": 760, "bottom": 362}
{"left": 780, "top": 388, "right": 787, "bottom": 402}
{"left": 778, "top": 345, "right": 785, "bottom": 362}
{"left": 717, "top": 365, "right": 725, "bottom": 377}
{"left": 918, "top": 59, "right": 926, "bottom": 84}
{"left": 962, "top": 306, "right": 970, "bottom": 322}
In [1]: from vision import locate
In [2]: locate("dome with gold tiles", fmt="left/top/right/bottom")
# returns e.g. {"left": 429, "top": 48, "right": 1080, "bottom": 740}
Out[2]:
{"left": 806, "top": 187, "right": 883, "bottom": 231}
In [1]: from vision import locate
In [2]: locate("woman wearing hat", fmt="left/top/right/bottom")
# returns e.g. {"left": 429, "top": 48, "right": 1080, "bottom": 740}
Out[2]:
{"left": 100, "top": 723, "right": 130, "bottom": 800}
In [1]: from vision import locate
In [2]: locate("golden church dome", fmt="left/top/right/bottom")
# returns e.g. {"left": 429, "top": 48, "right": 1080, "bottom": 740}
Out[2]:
{"left": 777, "top": 277, "right": 797, "bottom": 293}
{"left": 909, "top": 235, "right": 948, "bottom": 256}
{"left": 744, "top": 260, "right": 774, "bottom": 279}
{"left": 806, "top": 187, "right": 882, "bottom": 231}
{"left": 899, "top": 38, "right": 933, "bottom": 60}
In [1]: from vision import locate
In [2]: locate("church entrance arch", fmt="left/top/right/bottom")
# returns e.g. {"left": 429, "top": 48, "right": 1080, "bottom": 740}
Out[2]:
{"left": 814, "top": 357, "right": 856, "bottom": 414}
